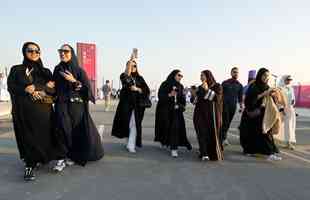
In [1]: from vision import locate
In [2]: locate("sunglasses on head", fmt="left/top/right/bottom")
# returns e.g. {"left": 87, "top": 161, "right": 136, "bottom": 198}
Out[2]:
{"left": 58, "top": 49, "right": 71, "bottom": 54}
{"left": 26, "top": 48, "right": 40, "bottom": 54}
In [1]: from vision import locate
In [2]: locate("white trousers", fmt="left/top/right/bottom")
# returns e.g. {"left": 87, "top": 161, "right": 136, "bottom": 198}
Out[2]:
{"left": 127, "top": 111, "right": 137, "bottom": 150}
{"left": 283, "top": 106, "right": 297, "bottom": 143}
{"left": 276, "top": 106, "right": 297, "bottom": 143}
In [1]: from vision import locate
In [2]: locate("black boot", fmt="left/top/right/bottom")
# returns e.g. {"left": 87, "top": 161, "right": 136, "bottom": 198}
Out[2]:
{"left": 24, "top": 167, "right": 35, "bottom": 181}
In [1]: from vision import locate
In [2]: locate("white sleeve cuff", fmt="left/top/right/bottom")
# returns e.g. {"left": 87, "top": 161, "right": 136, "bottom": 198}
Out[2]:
{"left": 204, "top": 89, "right": 215, "bottom": 100}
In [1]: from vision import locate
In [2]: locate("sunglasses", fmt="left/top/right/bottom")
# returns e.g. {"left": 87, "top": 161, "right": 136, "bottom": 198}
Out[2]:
{"left": 58, "top": 49, "right": 71, "bottom": 54}
{"left": 177, "top": 74, "right": 183, "bottom": 78}
{"left": 26, "top": 49, "right": 40, "bottom": 54}
{"left": 232, "top": 71, "right": 239, "bottom": 74}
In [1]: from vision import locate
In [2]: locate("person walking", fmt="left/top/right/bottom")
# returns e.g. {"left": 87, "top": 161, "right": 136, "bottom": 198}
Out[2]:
{"left": 154, "top": 69, "right": 192, "bottom": 158}
{"left": 53, "top": 44, "right": 104, "bottom": 166}
{"left": 221, "top": 67, "right": 243, "bottom": 146}
{"left": 111, "top": 59, "right": 150, "bottom": 153}
{"left": 7, "top": 42, "right": 66, "bottom": 181}
{"left": 193, "top": 70, "right": 224, "bottom": 161}
{"left": 102, "top": 80, "right": 112, "bottom": 111}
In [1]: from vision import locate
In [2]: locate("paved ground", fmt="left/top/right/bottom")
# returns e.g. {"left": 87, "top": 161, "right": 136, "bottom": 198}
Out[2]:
{"left": 0, "top": 102, "right": 310, "bottom": 200}
{"left": 0, "top": 102, "right": 10, "bottom": 117}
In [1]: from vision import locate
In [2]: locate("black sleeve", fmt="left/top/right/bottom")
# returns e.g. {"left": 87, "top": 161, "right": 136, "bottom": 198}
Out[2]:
{"left": 78, "top": 68, "right": 95, "bottom": 103}
{"left": 138, "top": 76, "right": 150, "bottom": 98}
{"left": 39, "top": 69, "right": 55, "bottom": 95}
{"left": 158, "top": 82, "right": 173, "bottom": 103}
{"left": 7, "top": 66, "right": 29, "bottom": 96}
{"left": 52, "top": 65, "right": 61, "bottom": 94}
{"left": 245, "top": 85, "right": 260, "bottom": 111}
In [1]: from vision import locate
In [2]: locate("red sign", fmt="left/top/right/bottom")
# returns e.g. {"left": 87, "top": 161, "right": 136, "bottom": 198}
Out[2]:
{"left": 76, "top": 43, "right": 97, "bottom": 96}
{"left": 294, "top": 85, "right": 310, "bottom": 108}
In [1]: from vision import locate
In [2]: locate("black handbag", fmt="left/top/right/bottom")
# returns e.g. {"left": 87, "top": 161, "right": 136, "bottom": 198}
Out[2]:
{"left": 139, "top": 97, "right": 152, "bottom": 108}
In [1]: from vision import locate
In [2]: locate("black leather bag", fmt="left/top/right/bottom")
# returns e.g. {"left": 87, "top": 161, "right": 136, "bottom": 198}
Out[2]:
{"left": 139, "top": 97, "right": 152, "bottom": 108}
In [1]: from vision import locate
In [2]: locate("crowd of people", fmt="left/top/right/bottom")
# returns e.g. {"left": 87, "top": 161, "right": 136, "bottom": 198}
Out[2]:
{"left": 7, "top": 41, "right": 297, "bottom": 181}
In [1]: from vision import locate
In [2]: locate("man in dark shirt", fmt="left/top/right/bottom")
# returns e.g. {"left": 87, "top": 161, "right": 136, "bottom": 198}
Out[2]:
{"left": 221, "top": 67, "right": 243, "bottom": 146}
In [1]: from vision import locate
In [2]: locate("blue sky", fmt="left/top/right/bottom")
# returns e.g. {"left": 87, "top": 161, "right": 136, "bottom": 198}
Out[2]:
{"left": 1, "top": 0, "right": 309, "bottom": 88}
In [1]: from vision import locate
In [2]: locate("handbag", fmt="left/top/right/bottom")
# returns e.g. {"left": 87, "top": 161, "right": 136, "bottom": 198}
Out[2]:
{"left": 139, "top": 96, "right": 152, "bottom": 108}
{"left": 31, "top": 91, "right": 55, "bottom": 104}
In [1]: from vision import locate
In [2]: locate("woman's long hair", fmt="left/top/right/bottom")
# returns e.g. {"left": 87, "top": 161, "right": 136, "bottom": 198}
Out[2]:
{"left": 125, "top": 60, "right": 139, "bottom": 76}
{"left": 201, "top": 70, "right": 216, "bottom": 87}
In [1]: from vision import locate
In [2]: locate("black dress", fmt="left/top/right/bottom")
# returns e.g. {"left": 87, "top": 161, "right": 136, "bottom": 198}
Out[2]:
{"left": 53, "top": 60, "right": 104, "bottom": 166}
{"left": 239, "top": 83, "right": 279, "bottom": 155}
{"left": 111, "top": 73, "right": 150, "bottom": 147}
{"left": 154, "top": 80, "right": 192, "bottom": 150}
{"left": 7, "top": 64, "right": 66, "bottom": 167}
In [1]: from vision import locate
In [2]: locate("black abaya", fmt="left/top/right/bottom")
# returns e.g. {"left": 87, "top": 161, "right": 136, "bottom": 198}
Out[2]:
{"left": 239, "top": 81, "right": 279, "bottom": 155}
{"left": 111, "top": 73, "right": 150, "bottom": 147}
{"left": 53, "top": 45, "right": 104, "bottom": 166}
{"left": 7, "top": 64, "right": 66, "bottom": 167}
{"left": 193, "top": 84, "right": 224, "bottom": 161}
{"left": 154, "top": 75, "right": 192, "bottom": 150}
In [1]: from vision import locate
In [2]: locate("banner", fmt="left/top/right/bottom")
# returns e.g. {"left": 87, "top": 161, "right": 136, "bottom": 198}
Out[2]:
{"left": 294, "top": 85, "right": 310, "bottom": 108}
{"left": 76, "top": 43, "right": 97, "bottom": 96}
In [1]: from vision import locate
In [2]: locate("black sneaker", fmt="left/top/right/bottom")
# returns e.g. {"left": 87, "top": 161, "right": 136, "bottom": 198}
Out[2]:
{"left": 186, "top": 144, "right": 193, "bottom": 151}
{"left": 24, "top": 167, "right": 35, "bottom": 181}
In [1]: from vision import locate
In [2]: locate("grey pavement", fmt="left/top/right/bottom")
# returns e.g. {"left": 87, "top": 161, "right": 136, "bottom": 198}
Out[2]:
{"left": 0, "top": 103, "right": 310, "bottom": 200}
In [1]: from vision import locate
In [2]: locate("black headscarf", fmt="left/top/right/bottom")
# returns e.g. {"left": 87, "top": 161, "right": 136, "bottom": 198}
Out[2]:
{"left": 165, "top": 69, "right": 181, "bottom": 87}
{"left": 201, "top": 70, "right": 216, "bottom": 87}
{"left": 54, "top": 44, "right": 95, "bottom": 103}
{"left": 22, "top": 42, "right": 52, "bottom": 80}
{"left": 254, "top": 68, "right": 270, "bottom": 92}
{"left": 57, "top": 44, "right": 81, "bottom": 79}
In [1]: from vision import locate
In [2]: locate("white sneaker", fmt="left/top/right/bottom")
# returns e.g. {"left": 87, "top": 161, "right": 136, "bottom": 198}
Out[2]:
{"left": 65, "top": 159, "right": 75, "bottom": 166}
{"left": 53, "top": 160, "right": 66, "bottom": 172}
{"left": 267, "top": 154, "right": 282, "bottom": 161}
{"left": 127, "top": 147, "right": 136, "bottom": 153}
{"left": 201, "top": 156, "right": 209, "bottom": 161}
{"left": 274, "top": 155, "right": 282, "bottom": 161}
{"left": 171, "top": 150, "right": 178, "bottom": 158}
{"left": 223, "top": 139, "right": 230, "bottom": 146}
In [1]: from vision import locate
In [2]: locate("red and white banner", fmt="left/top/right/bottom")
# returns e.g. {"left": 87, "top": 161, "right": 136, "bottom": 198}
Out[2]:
{"left": 76, "top": 43, "right": 97, "bottom": 96}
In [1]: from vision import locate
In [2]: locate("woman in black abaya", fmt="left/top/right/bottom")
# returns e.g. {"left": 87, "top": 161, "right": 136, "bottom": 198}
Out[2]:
{"left": 154, "top": 69, "right": 192, "bottom": 158}
{"left": 7, "top": 42, "right": 66, "bottom": 181}
{"left": 53, "top": 44, "right": 104, "bottom": 166}
{"left": 193, "top": 70, "right": 224, "bottom": 161}
{"left": 239, "top": 68, "right": 281, "bottom": 161}
{"left": 111, "top": 59, "right": 150, "bottom": 153}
